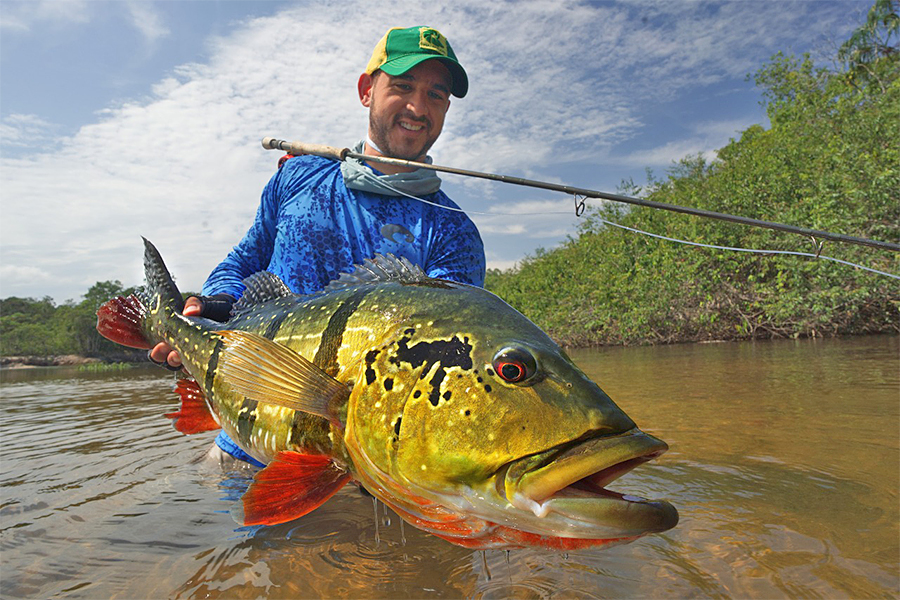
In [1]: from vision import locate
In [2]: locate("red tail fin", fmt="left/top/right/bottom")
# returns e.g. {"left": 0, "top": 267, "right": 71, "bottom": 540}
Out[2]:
{"left": 165, "top": 379, "right": 220, "bottom": 434}
{"left": 96, "top": 295, "right": 150, "bottom": 349}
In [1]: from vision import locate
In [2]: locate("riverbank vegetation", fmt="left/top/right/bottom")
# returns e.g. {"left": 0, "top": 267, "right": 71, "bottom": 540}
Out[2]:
{"left": 484, "top": 1, "right": 899, "bottom": 346}
{"left": 0, "top": 282, "right": 145, "bottom": 362}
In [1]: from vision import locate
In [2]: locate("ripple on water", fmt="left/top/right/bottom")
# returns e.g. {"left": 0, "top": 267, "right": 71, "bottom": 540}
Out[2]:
{"left": 1, "top": 337, "right": 898, "bottom": 598}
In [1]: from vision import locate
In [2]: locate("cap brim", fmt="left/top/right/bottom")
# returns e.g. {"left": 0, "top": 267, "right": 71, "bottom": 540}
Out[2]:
{"left": 379, "top": 55, "right": 468, "bottom": 98}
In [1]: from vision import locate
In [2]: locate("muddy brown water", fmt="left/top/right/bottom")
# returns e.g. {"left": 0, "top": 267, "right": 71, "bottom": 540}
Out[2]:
{"left": 1, "top": 336, "right": 897, "bottom": 598}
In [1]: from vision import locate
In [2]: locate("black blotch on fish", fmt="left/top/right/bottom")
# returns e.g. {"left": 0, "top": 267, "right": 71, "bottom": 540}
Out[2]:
{"left": 384, "top": 378, "right": 394, "bottom": 391}
{"left": 393, "top": 417, "right": 402, "bottom": 436}
{"left": 365, "top": 349, "right": 380, "bottom": 385}
{"left": 428, "top": 369, "right": 445, "bottom": 407}
{"left": 465, "top": 409, "right": 471, "bottom": 416}
{"left": 442, "top": 391, "right": 452, "bottom": 401}
{"left": 393, "top": 336, "right": 473, "bottom": 408}
{"left": 484, "top": 384, "right": 492, "bottom": 393}
{"left": 395, "top": 336, "right": 473, "bottom": 371}
{"left": 413, "top": 390, "right": 421, "bottom": 398}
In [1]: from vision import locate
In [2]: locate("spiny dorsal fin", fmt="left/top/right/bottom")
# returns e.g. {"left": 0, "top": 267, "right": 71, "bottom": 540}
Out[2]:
{"left": 216, "top": 330, "right": 348, "bottom": 427}
{"left": 325, "top": 253, "right": 428, "bottom": 290}
{"left": 233, "top": 271, "right": 295, "bottom": 313}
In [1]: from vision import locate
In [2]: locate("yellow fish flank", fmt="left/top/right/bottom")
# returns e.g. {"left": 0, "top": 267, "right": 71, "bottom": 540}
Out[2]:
{"left": 97, "top": 238, "right": 677, "bottom": 550}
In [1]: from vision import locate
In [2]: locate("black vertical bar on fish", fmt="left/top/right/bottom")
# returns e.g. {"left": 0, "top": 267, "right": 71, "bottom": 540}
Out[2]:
{"left": 313, "top": 288, "right": 372, "bottom": 377}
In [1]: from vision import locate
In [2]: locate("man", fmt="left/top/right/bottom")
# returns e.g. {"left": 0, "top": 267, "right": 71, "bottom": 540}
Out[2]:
{"left": 149, "top": 26, "right": 485, "bottom": 466}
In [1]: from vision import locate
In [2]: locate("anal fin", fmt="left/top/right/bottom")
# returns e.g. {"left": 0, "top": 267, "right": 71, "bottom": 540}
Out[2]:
{"left": 233, "top": 451, "right": 351, "bottom": 526}
{"left": 164, "top": 378, "right": 220, "bottom": 434}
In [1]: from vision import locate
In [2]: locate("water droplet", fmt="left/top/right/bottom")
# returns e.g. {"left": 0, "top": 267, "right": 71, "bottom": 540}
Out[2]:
{"left": 372, "top": 497, "right": 380, "bottom": 546}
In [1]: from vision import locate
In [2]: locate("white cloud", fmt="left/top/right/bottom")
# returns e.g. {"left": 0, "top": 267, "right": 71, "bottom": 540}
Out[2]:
{"left": 616, "top": 118, "right": 758, "bottom": 167}
{"left": 0, "top": 265, "right": 53, "bottom": 298}
{"left": 126, "top": 1, "right": 169, "bottom": 43}
{"left": 472, "top": 197, "right": 582, "bottom": 239}
{"left": 0, "top": 0, "right": 90, "bottom": 31}
{"left": 0, "top": 0, "right": 866, "bottom": 301}
{"left": 486, "top": 257, "right": 521, "bottom": 272}
{"left": 0, "top": 114, "right": 60, "bottom": 147}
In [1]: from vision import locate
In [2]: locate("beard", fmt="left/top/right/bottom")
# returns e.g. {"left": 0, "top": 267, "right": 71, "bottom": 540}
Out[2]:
{"left": 368, "top": 102, "right": 439, "bottom": 161}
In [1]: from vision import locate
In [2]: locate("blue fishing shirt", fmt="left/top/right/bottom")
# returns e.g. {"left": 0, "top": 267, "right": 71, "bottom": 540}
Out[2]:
{"left": 203, "top": 154, "right": 485, "bottom": 465}
{"left": 202, "top": 154, "right": 485, "bottom": 298}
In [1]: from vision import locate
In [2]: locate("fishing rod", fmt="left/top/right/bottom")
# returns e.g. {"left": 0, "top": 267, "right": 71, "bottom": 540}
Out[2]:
{"left": 261, "top": 138, "right": 900, "bottom": 253}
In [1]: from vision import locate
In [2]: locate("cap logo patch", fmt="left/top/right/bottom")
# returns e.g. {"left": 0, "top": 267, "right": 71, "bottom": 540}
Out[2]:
{"left": 419, "top": 27, "right": 448, "bottom": 56}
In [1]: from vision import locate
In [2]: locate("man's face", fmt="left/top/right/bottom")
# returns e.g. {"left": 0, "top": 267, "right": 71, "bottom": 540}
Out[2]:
{"left": 359, "top": 60, "right": 452, "bottom": 161}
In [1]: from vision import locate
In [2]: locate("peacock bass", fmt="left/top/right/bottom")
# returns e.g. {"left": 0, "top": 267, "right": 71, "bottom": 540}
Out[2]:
{"left": 97, "top": 239, "right": 677, "bottom": 550}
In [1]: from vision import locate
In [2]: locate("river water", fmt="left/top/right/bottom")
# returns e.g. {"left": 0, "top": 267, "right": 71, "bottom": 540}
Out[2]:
{"left": 1, "top": 335, "right": 897, "bottom": 598}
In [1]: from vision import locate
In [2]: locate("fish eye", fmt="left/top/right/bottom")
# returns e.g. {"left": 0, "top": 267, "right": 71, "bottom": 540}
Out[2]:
{"left": 492, "top": 348, "right": 537, "bottom": 384}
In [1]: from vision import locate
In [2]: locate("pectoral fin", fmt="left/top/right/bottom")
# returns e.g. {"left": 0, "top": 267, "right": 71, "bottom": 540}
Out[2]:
{"left": 216, "top": 330, "right": 348, "bottom": 427}
{"left": 233, "top": 451, "right": 351, "bottom": 526}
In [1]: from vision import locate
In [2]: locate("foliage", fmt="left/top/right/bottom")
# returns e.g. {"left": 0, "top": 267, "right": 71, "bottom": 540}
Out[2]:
{"left": 485, "top": 3, "right": 899, "bottom": 346}
{"left": 0, "top": 281, "right": 142, "bottom": 358}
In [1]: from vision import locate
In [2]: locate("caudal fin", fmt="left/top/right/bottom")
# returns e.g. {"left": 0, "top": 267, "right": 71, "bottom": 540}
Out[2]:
{"left": 96, "top": 294, "right": 151, "bottom": 349}
{"left": 142, "top": 237, "right": 185, "bottom": 313}
{"left": 96, "top": 238, "right": 184, "bottom": 348}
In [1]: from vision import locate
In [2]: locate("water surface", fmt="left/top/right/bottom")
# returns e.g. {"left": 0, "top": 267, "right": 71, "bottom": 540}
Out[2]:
{"left": 1, "top": 336, "right": 897, "bottom": 598}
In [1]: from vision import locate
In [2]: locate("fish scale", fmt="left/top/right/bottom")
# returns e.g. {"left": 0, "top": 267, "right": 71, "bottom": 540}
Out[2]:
{"left": 97, "top": 239, "right": 678, "bottom": 549}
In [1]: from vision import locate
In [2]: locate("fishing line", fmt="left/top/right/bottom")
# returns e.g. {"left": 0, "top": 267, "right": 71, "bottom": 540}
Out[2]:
{"left": 343, "top": 160, "right": 900, "bottom": 280}
{"left": 268, "top": 138, "right": 899, "bottom": 279}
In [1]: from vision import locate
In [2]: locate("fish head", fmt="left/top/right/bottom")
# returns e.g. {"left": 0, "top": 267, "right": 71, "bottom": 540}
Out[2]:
{"left": 344, "top": 284, "right": 677, "bottom": 549}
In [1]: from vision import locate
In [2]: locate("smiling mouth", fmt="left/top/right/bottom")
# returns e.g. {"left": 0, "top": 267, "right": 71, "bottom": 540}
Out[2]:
{"left": 399, "top": 121, "right": 425, "bottom": 132}
{"left": 502, "top": 429, "right": 678, "bottom": 536}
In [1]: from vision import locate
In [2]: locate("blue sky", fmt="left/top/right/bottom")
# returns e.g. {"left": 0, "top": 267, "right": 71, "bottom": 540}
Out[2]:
{"left": 0, "top": 0, "right": 870, "bottom": 302}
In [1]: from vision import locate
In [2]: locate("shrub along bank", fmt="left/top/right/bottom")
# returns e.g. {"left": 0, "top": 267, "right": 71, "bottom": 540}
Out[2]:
{"left": 485, "top": 4, "right": 899, "bottom": 346}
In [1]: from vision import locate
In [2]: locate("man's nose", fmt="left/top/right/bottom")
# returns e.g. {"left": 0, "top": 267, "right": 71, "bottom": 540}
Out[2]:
{"left": 405, "top": 89, "right": 428, "bottom": 117}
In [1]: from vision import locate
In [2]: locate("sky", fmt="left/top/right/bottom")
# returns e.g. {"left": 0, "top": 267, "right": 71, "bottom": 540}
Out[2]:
{"left": 0, "top": 0, "right": 872, "bottom": 303}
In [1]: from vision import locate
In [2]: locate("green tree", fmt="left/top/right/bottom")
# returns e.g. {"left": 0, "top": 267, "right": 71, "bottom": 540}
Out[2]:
{"left": 486, "top": 3, "right": 899, "bottom": 345}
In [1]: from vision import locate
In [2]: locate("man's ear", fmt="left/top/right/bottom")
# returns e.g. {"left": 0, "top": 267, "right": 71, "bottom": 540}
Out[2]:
{"left": 358, "top": 72, "right": 374, "bottom": 107}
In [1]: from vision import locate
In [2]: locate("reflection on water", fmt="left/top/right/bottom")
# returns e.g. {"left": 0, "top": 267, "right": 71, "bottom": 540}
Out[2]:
{"left": 1, "top": 337, "right": 897, "bottom": 598}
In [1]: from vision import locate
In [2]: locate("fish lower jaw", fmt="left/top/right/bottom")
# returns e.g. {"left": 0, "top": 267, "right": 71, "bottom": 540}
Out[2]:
{"left": 510, "top": 487, "right": 649, "bottom": 520}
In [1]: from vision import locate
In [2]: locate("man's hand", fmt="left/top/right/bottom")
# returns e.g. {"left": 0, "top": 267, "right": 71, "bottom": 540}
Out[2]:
{"left": 148, "top": 297, "right": 204, "bottom": 369}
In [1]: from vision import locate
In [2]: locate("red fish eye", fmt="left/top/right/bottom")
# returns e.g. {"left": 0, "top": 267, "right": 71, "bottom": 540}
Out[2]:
{"left": 492, "top": 347, "right": 537, "bottom": 384}
{"left": 498, "top": 361, "right": 525, "bottom": 382}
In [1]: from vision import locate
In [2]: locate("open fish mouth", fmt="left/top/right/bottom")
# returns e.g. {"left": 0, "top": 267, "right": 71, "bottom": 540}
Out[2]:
{"left": 497, "top": 429, "right": 678, "bottom": 539}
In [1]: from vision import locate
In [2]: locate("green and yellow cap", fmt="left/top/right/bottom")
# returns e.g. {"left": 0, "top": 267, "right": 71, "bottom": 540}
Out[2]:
{"left": 365, "top": 26, "right": 468, "bottom": 98}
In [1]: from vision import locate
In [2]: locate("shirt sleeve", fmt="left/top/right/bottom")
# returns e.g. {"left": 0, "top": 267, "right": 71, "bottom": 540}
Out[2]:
{"left": 201, "top": 172, "right": 281, "bottom": 298}
{"left": 423, "top": 200, "right": 486, "bottom": 287}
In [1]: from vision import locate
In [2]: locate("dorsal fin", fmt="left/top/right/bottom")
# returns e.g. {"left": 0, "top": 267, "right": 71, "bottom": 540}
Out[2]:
{"left": 325, "top": 253, "right": 429, "bottom": 290}
{"left": 233, "top": 271, "right": 295, "bottom": 312}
